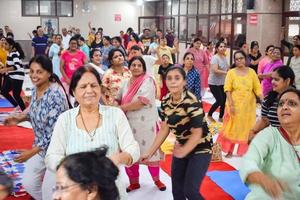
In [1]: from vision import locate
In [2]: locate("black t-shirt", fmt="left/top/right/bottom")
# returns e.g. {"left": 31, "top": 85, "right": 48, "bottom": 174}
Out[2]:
{"left": 158, "top": 64, "right": 172, "bottom": 80}
{"left": 248, "top": 52, "right": 262, "bottom": 73}
{"left": 90, "top": 41, "right": 103, "bottom": 50}
{"left": 161, "top": 90, "right": 213, "bottom": 155}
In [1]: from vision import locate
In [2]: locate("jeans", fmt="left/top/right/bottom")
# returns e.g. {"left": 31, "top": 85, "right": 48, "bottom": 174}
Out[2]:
{"left": 171, "top": 153, "right": 211, "bottom": 200}
{"left": 208, "top": 85, "right": 226, "bottom": 119}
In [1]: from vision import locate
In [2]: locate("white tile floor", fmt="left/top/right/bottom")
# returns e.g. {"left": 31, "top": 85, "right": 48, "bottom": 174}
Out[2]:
{"left": 19, "top": 73, "right": 247, "bottom": 199}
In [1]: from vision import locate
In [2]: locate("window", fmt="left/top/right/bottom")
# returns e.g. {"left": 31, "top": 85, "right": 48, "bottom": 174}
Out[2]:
{"left": 57, "top": 0, "right": 73, "bottom": 16}
{"left": 22, "top": 0, "right": 39, "bottom": 16}
{"left": 40, "top": 0, "right": 56, "bottom": 16}
{"left": 22, "top": 0, "right": 73, "bottom": 17}
{"left": 188, "top": 0, "right": 197, "bottom": 15}
{"left": 198, "top": 0, "right": 209, "bottom": 14}
{"left": 180, "top": 0, "right": 187, "bottom": 15}
{"left": 221, "top": 0, "right": 232, "bottom": 13}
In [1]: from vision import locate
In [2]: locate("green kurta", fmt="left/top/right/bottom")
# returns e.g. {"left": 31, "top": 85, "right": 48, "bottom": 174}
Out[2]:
{"left": 240, "top": 127, "right": 300, "bottom": 200}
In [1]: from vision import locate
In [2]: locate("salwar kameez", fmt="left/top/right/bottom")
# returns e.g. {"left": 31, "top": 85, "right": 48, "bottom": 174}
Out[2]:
{"left": 218, "top": 68, "right": 261, "bottom": 156}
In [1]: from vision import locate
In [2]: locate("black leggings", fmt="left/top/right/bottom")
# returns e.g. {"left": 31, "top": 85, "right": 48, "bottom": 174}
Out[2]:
{"left": 1, "top": 75, "right": 26, "bottom": 111}
{"left": 208, "top": 84, "right": 226, "bottom": 118}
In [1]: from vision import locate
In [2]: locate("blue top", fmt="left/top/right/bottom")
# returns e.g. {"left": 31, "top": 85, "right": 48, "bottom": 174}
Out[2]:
{"left": 186, "top": 66, "right": 201, "bottom": 100}
{"left": 101, "top": 45, "right": 113, "bottom": 67}
{"left": 28, "top": 83, "right": 69, "bottom": 157}
{"left": 32, "top": 36, "right": 48, "bottom": 56}
{"left": 80, "top": 44, "right": 90, "bottom": 61}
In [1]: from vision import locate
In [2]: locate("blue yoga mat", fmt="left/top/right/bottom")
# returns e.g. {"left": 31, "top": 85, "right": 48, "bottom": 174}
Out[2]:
{"left": 207, "top": 170, "right": 250, "bottom": 200}
{"left": 0, "top": 98, "right": 13, "bottom": 108}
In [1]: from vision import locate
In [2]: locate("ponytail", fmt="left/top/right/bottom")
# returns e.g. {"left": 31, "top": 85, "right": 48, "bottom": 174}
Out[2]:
{"left": 49, "top": 73, "right": 73, "bottom": 109}
{"left": 14, "top": 42, "right": 25, "bottom": 59}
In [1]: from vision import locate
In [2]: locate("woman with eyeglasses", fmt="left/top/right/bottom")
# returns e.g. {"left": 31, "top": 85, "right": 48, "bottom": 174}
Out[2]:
{"left": 217, "top": 50, "right": 262, "bottom": 158}
{"left": 53, "top": 147, "right": 120, "bottom": 200}
{"left": 259, "top": 47, "right": 283, "bottom": 97}
{"left": 249, "top": 66, "right": 295, "bottom": 142}
{"left": 240, "top": 88, "right": 300, "bottom": 200}
{"left": 102, "top": 49, "right": 131, "bottom": 106}
{"left": 207, "top": 41, "right": 229, "bottom": 123}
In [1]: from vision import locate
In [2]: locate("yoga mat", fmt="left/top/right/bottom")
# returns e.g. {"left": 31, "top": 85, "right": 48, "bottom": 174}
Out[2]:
{"left": 160, "top": 155, "right": 234, "bottom": 200}
{"left": 0, "top": 99, "right": 13, "bottom": 108}
{"left": 0, "top": 111, "right": 11, "bottom": 124}
{"left": 206, "top": 170, "right": 250, "bottom": 200}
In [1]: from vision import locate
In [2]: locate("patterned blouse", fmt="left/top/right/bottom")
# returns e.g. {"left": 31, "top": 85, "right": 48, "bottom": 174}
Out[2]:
{"left": 161, "top": 90, "right": 212, "bottom": 155}
{"left": 186, "top": 66, "right": 201, "bottom": 100}
{"left": 28, "top": 83, "right": 69, "bottom": 157}
{"left": 102, "top": 67, "right": 131, "bottom": 106}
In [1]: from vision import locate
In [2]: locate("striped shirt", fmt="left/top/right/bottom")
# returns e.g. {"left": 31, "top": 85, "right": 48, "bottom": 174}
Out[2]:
{"left": 261, "top": 98, "right": 280, "bottom": 127}
{"left": 6, "top": 51, "right": 24, "bottom": 80}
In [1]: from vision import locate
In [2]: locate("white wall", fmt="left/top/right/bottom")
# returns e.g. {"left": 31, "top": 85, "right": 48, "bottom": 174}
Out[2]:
{"left": 0, "top": 0, "right": 40, "bottom": 40}
{"left": 0, "top": 0, "right": 143, "bottom": 40}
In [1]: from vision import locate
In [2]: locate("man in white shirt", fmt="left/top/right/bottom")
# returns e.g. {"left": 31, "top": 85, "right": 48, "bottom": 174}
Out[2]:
{"left": 61, "top": 28, "right": 71, "bottom": 49}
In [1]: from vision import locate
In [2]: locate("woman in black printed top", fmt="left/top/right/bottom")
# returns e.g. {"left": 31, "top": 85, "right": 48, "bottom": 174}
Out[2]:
{"left": 0, "top": 38, "right": 26, "bottom": 111}
{"left": 249, "top": 66, "right": 295, "bottom": 141}
{"left": 142, "top": 66, "right": 212, "bottom": 200}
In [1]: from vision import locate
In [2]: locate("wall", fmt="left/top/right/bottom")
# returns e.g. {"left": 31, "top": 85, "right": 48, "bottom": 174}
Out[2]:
{"left": 246, "top": 0, "right": 282, "bottom": 52}
{"left": 0, "top": 0, "right": 143, "bottom": 40}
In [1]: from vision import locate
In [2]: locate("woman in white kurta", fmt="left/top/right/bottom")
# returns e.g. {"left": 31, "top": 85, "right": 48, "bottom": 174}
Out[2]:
{"left": 118, "top": 56, "right": 166, "bottom": 192}
{"left": 45, "top": 65, "right": 140, "bottom": 200}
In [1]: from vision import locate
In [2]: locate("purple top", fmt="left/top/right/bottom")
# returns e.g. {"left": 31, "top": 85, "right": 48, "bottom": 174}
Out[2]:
{"left": 262, "top": 59, "right": 283, "bottom": 96}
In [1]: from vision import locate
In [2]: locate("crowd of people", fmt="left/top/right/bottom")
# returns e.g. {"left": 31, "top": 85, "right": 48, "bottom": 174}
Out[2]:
{"left": 0, "top": 23, "right": 299, "bottom": 200}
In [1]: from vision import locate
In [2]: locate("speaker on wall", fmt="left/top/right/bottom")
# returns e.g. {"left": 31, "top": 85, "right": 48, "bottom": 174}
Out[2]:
{"left": 247, "top": 0, "right": 255, "bottom": 9}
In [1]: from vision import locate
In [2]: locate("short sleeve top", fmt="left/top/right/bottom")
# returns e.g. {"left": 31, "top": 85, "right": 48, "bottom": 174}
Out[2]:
{"left": 208, "top": 54, "right": 229, "bottom": 85}
{"left": 161, "top": 90, "right": 212, "bottom": 155}
{"left": 61, "top": 50, "right": 87, "bottom": 79}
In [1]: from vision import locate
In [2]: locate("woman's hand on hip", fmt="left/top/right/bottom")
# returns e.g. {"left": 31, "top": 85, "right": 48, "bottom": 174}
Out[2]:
{"left": 173, "top": 143, "right": 188, "bottom": 158}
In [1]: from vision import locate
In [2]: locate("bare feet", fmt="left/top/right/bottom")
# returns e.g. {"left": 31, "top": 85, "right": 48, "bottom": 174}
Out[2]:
{"left": 207, "top": 116, "right": 216, "bottom": 123}
{"left": 225, "top": 152, "right": 233, "bottom": 158}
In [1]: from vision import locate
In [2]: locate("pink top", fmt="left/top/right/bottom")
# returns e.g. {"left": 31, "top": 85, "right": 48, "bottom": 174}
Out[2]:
{"left": 61, "top": 50, "right": 87, "bottom": 79}
{"left": 204, "top": 49, "right": 214, "bottom": 63}
{"left": 262, "top": 59, "right": 283, "bottom": 96}
{"left": 258, "top": 56, "right": 271, "bottom": 74}
{"left": 187, "top": 47, "right": 209, "bottom": 69}
{"left": 187, "top": 47, "right": 210, "bottom": 89}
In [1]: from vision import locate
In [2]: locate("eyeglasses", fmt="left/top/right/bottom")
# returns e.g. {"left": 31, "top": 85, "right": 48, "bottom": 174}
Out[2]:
{"left": 235, "top": 57, "right": 245, "bottom": 61}
{"left": 52, "top": 183, "right": 79, "bottom": 193}
{"left": 278, "top": 99, "right": 299, "bottom": 108}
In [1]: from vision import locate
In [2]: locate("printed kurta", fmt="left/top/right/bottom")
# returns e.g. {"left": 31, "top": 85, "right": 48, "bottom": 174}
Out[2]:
{"left": 102, "top": 67, "right": 131, "bottom": 106}
{"left": 119, "top": 77, "right": 160, "bottom": 163}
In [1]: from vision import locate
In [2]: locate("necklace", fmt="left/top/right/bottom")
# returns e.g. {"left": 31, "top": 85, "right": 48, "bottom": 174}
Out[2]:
{"left": 79, "top": 110, "right": 101, "bottom": 142}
